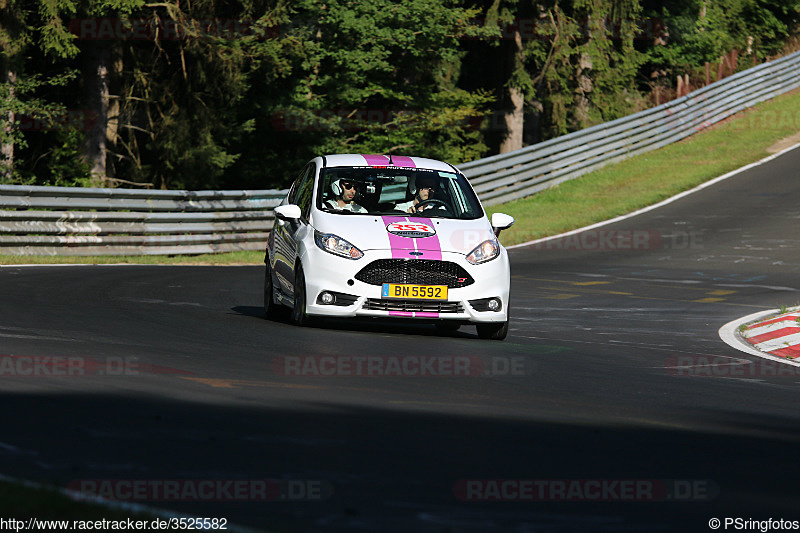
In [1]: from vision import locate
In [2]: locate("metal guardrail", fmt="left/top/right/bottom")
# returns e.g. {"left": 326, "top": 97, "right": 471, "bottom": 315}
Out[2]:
{"left": 460, "top": 49, "right": 800, "bottom": 206}
{"left": 2, "top": 50, "right": 799, "bottom": 255}
{"left": 0, "top": 186, "right": 284, "bottom": 255}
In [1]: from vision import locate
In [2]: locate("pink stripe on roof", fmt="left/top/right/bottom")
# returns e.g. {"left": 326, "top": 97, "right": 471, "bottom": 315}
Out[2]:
{"left": 389, "top": 155, "right": 416, "bottom": 167}
{"left": 362, "top": 154, "right": 416, "bottom": 168}
{"left": 363, "top": 154, "right": 391, "bottom": 166}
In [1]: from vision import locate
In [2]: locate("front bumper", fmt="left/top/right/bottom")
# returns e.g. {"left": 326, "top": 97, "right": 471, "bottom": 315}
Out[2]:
{"left": 300, "top": 247, "right": 510, "bottom": 323}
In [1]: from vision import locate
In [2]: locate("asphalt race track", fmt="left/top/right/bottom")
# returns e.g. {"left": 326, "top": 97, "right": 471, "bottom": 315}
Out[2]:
{"left": 1, "top": 147, "right": 800, "bottom": 532}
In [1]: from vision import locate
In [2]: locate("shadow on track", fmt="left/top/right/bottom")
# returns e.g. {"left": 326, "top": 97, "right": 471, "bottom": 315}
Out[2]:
{"left": 230, "top": 305, "right": 478, "bottom": 340}
{"left": 1, "top": 391, "right": 799, "bottom": 532}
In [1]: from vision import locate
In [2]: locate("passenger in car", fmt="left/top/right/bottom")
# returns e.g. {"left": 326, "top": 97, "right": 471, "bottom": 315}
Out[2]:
{"left": 325, "top": 179, "right": 367, "bottom": 213}
{"left": 395, "top": 175, "right": 439, "bottom": 213}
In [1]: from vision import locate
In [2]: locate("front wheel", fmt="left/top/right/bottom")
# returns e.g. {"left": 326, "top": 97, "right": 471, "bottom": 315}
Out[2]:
{"left": 264, "top": 263, "right": 284, "bottom": 320}
{"left": 476, "top": 321, "right": 508, "bottom": 340}
{"left": 291, "top": 264, "right": 312, "bottom": 326}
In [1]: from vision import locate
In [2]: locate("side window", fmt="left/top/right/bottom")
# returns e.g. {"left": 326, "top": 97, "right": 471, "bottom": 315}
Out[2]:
{"left": 288, "top": 165, "right": 309, "bottom": 205}
{"left": 295, "top": 163, "right": 316, "bottom": 220}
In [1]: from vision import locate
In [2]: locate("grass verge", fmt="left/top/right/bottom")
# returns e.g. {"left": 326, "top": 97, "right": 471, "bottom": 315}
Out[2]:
{"left": 0, "top": 477, "right": 261, "bottom": 531}
{"left": 2, "top": 88, "right": 799, "bottom": 264}
{"left": 0, "top": 478, "right": 161, "bottom": 521}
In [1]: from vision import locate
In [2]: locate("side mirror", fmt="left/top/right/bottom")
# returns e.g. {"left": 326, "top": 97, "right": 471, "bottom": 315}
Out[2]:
{"left": 491, "top": 212, "right": 515, "bottom": 237}
{"left": 274, "top": 204, "right": 302, "bottom": 223}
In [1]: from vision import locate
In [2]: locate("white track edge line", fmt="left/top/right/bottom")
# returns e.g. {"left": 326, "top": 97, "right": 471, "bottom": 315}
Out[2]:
{"left": 507, "top": 141, "right": 800, "bottom": 250}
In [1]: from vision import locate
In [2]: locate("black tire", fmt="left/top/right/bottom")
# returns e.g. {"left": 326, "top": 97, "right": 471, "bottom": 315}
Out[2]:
{"left": 476, "top": 321, "right": 508, "bottom": 340}
{"left": 477, "top": 301, "right": 510, "bottom": 340}
{"left": 264, "top": 263, "right": 284, "bottom": 320}
{"left": 290, "top": 264, "right": 312, "bottom": 326}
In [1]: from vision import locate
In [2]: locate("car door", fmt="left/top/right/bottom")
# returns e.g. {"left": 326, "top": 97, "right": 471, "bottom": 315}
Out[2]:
{"left": 272, "top": 163, "right": 315, "bottom": 296}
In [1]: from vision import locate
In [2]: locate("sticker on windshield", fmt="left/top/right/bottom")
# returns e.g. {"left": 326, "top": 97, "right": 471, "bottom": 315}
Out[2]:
{"left": 386, "top": 221, "right": 436, "bottom": 239}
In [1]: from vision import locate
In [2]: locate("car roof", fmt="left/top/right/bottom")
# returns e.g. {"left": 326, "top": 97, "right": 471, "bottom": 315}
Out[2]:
{"left": 321, "top": 154, "right": 457, "bottom": 173}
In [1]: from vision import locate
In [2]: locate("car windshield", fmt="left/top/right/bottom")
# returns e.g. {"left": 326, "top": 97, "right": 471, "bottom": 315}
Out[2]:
{"left": 316, "top": 167, "right": 484, "bottom": 220}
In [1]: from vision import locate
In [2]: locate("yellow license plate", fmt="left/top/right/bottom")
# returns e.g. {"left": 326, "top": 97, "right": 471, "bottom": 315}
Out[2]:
{"left": 382, "top": 283, "right": 448, "bottom": 300}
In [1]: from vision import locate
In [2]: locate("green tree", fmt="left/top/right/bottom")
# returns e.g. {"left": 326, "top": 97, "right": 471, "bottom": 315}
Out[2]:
{"left": 256, "top": 0, "right": 494, "bottom": 178}
{"left": 115, "top": 0, "right": 295, "bottom": 189}
{"left": 1, "top": 0, "right": 82, "bottom": 182}
{"left": 641, "top": 0, "right": 799, "bottom": 84}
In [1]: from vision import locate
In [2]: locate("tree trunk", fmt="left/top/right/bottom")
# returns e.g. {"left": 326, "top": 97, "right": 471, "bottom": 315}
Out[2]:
{"left": 499, "top": 27, "right": 525, "bottom": 154}
{"left": 1, "top": 69, "right": 15, "bottom": 181}
{"left": 104, "top": 42, "right": 123, "bottom": 180}
{"left": 500, "top": 87, "right": 524, "bottom": 154}
{"left": 574, "top": 53, "right": 593, "bottom": 128}
{"left": 84, "top": 45, "right": 111, "bottom": 186}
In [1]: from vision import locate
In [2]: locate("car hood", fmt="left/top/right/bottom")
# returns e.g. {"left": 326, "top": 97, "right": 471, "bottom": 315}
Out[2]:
{"left": 311, "top": 213, "right": 496, "bottom": 256}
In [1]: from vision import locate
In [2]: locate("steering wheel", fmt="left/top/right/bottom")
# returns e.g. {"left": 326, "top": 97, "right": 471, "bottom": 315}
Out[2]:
{"left": 414, "top": 199, "right": 448, "bottom": 212}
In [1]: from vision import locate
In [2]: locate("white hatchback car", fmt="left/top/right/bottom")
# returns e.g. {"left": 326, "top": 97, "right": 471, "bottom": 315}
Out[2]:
{"left": 264, "top": 154, "right": 515, "bottom": 339}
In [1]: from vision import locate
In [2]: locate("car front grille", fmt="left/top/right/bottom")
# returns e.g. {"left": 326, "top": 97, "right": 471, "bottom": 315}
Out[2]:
{"left": 354, "top": 259, "right": 474, "bottom": 288}
{"left": 363, "top": 299, "right": 465, "bottom": 313}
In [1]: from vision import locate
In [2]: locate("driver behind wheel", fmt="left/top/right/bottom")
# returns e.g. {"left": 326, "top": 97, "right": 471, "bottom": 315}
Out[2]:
{"left": 395, "top": 175, "right": 439, "bottom": 214}
{"left": 325, "top": 178, "right": 367, "bottom": 213}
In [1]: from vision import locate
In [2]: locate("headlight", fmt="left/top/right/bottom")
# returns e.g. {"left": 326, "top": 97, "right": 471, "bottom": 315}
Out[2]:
{"left": 314, "top": 231, "right": 364, "bottom": 259}
{"left": 466, "top": 238, "right": 500, "bottom": 265}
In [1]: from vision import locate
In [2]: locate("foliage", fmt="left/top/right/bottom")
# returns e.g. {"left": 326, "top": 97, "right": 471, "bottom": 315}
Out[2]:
{"left": 1, "top": 0, "right": 798, "bottom": 189}
{"left": 642, "top": 0, "right": 799, "bottom": 72}
{"left": 0, "top": 70, "right": 92, "bottom": 185}
{"left": 104, "top": 0, "right": 296, "bottom": 189}
{"left": 260, "top": 0, "right": 495, "bottom": 178}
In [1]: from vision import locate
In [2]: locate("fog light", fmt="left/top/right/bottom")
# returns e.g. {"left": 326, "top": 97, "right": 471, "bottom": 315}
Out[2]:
{"left": 320, "top": 292, "right": 335, "bottom": 305}
{"left": 487, "top": 298, "right": 501, "bottom": 311}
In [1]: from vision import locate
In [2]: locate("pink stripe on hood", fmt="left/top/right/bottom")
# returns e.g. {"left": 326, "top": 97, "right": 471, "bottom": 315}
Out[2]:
{"left": 412, "top": 217, "right": 442, "bottom": 260}
{"left": 382, "top": 216, "right": 412, "bottom": 258}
